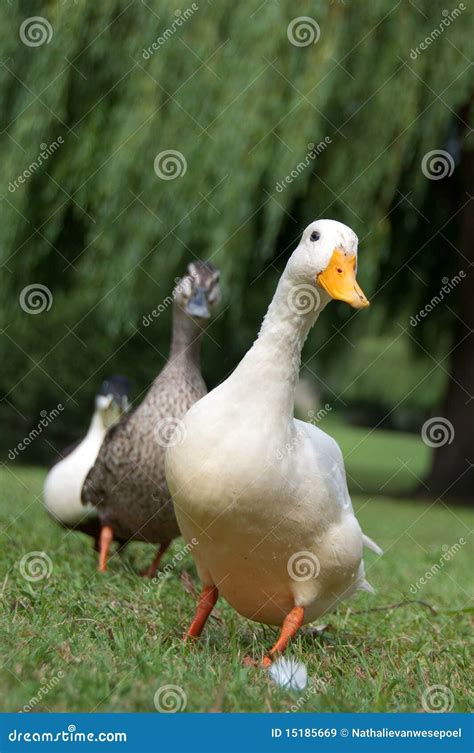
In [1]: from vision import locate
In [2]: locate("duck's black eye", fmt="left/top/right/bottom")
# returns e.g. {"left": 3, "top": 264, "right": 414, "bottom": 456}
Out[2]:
{"left": 310, "top": 231, "right": 320, "bottom": 242}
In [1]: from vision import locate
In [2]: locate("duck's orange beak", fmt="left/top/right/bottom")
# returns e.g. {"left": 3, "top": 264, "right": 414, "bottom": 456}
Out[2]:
{"left": 316, "top": 248, "right": 369, "bottom": 309}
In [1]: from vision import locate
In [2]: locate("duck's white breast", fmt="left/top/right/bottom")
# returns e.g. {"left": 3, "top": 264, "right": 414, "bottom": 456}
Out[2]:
{"left": 43, "top": 434, "right": 102, "bottom": 526}
{"left": 166, "top": 392, "right": 364, "bottom": 626}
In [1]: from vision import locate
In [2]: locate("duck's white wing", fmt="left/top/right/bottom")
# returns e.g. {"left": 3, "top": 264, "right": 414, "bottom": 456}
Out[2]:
{"left": 294, "top": 417, "right": 383, "bottom": 556}
{"left": 44, "top": 437, "right": 100, "bottom": 525}
{"left": 294, "top": 418, "right": 353, "bottom": 509}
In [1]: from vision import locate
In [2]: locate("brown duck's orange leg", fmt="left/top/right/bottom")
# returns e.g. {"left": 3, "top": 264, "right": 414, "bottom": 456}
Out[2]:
{"left": 98, "top": 525, "right": 113, "bottom": 572}
{"left": 184, "top": 586, "right": 219, "bottom": 640}
{"left": 141, "top": 541, "right": 171, "bottom": 578}
{"left": 261, "top": 606, "right": 305, "bottom": 668}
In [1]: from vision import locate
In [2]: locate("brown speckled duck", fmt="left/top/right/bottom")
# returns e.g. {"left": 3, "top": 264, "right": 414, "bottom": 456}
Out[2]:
{"left": 81, "top": 261, "right": 221, "bottom": 575}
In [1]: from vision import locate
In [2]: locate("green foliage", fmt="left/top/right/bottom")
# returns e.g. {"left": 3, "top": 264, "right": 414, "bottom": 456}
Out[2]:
{"left": 0, "top": 0, "right": 472, "bottom": 453}
{"left": 321, "top": 335, "right": 447, "bottom": 430}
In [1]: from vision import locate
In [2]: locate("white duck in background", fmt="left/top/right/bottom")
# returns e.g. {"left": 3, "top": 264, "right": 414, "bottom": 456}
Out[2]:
{"left": 43, "top": 376, "right": 130, "bottom": 547}
{"left": 166, "top": 219, "right": 382, "bottom": 667}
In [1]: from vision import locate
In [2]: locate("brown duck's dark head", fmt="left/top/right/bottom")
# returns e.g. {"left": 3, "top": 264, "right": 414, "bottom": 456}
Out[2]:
{"left": 95, "top": 375, "right": 131, "bottom": 427}
{"left": 174, "top": 261, "right": 221, "bottom": 321}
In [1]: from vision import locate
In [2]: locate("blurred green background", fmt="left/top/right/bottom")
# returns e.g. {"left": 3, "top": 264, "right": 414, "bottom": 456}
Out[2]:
{"left": 0, "top": 0, "right": 472, "bottom": 502}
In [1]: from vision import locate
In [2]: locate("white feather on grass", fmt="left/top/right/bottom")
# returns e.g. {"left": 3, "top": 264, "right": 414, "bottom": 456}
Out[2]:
{"left": 268, "top": 658, "right": 308, "bottom": 690}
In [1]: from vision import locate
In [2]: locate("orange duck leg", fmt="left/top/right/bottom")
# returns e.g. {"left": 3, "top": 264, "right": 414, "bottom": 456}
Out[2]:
{"left": 98, "top": 525, "right": 113, "bottom": 572}
{"left": 184, "top": 586, "right": 219, "bottom": 640}
{"left": 141, "top": 541, "right": 171, "bottom": 578}
{"left": 261, "top": 606, "right": 305, "bottom": 667}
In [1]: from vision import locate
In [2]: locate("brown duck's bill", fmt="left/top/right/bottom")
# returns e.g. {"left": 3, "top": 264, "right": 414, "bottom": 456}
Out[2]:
{"left": 185, "top": 287, "right": 211, "bottom": 318}
{"left": 316, "top": 248, "right": 370, "bottom": 309}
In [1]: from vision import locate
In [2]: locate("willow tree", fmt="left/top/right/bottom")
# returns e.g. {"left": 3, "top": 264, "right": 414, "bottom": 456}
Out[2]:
{"left": 0, "top": 1, "right": 472, "bottom": 499}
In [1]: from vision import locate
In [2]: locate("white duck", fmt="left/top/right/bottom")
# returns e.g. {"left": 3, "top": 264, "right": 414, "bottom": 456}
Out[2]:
{"left": 165, "top": 219, "right": 382, "bottom": 666}
{"left": 43, "top": 376, "right": 130, "bottom": 547}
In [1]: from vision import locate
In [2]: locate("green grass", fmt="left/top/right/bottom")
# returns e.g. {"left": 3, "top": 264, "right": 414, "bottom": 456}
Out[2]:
{"left": 0, "top": 423, "right": 472, "bottom": 713}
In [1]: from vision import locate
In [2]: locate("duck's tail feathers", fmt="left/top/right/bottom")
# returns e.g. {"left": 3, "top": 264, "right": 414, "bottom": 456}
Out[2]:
{"left": 81, "top": 465, "right": 103, "bottom": 508}
{"left": 363, "top": 533, "right": 383, "bottom": 556}
{"left": 358, "top": 578, "right": 376, "bottom": 595}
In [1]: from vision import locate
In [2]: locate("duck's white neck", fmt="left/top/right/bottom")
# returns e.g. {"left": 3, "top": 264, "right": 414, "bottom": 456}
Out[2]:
{"left": 85, "top": 410, "right": 106, "bottom": 440}
{"left": 236, "top": 270, "right": 329, "bottom": 414}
